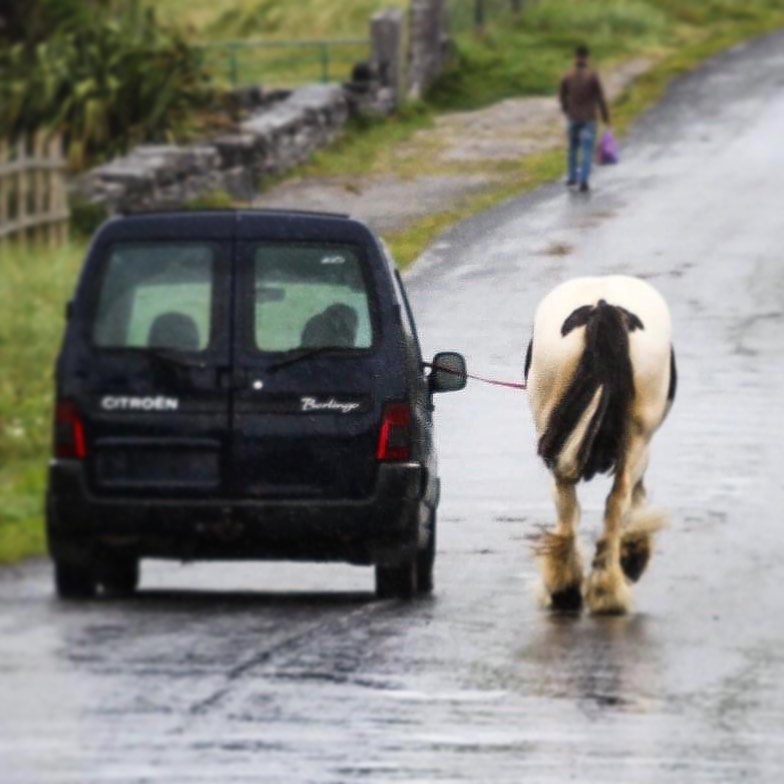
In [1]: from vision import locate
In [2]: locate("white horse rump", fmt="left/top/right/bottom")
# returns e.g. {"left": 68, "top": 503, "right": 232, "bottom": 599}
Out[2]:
{"left": 526, "top": 275, "right": 676, "bottom": 614}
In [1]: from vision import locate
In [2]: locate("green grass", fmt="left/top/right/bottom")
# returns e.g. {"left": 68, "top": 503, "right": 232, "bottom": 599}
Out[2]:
{"left": 0, "top": 242, "right": 84, "bottom": 563}
{"left": 199, "top": 39, "right": 373, "bottom": 90}
{"left": 300, "top": 102, "right": 434, "bottom": 179}
{"left": 432, "top": 0, "right": 670, "bottom": 110}
{"left": 152, "top": 0, "right": 408, "bottom": 41}
{"left": 151, "top": 0, "right": 784, "bottom": 100}
{"left": 431, "top": 0, "right": 784, "bottom": 112}
{"left": 385, "top": 146, "right": 565, "bottom": 265}
{"left": 150, "top": 0, "right": 410, "bottom": 87}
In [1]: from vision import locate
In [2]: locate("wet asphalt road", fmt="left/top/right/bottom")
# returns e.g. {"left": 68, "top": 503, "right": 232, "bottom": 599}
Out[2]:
{"left": 3, "top": 32, "right": 784, "bottom": 784}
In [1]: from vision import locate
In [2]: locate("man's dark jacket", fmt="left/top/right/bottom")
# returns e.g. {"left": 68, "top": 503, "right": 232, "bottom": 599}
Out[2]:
{"left": 560, "top": 65, "right": 610, "bottom": 123}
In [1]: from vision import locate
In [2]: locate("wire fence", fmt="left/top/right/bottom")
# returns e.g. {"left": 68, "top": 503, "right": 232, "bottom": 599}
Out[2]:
{"left": 446, "top": 0, "right": 526, "bottom": 34}
{"left": 199, "top": 38, "right": 372, "bottom": 89}
{"left": 0, "top": 134, "right": 69, "bottom": 247}
{"left": 198, "top": 2, "right": 531, "bottom": 90}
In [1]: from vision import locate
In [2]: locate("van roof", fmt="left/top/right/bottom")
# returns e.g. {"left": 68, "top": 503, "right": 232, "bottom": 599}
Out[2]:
{"left": 97, "top": 209, "right": 371, "bottom": 243}
{"left": 119, "top": 208, "right": 351, "bottom": 221}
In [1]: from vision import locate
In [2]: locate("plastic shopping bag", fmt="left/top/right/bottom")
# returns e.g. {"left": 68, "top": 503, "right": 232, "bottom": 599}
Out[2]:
{"left": 596, "top": 129, "right": 619, "bottom": 165}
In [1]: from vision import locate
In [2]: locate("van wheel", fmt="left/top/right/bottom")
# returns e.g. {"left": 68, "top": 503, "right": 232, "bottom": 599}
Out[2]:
{"left": 99, "top": 557, "right": 140, "bottom": 598}
{"left": 54, "top": 561, "right": 96, "bottom": 600}
{"left": 416, "top": 512, "right": 436, "bottom": 595}
{"left": 375, "top": 560, "right": 417, "bottom": 600}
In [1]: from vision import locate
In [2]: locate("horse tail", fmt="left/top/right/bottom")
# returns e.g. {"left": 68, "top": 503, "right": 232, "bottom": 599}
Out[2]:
{"left": 538, "top": 299, "right": 641, "bottom": 481}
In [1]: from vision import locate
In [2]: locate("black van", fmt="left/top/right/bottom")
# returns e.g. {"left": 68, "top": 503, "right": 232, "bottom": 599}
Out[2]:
{"left": 47, "top": 210, "right": 466, "bottom": 600}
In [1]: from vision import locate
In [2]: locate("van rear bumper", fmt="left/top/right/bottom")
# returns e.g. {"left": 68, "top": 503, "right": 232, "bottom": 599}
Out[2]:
{"left": 46, "top": 461, "right": 428, "bottom": 567}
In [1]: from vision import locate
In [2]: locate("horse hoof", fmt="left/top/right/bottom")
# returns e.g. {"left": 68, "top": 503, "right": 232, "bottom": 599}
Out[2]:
{"left": 534, "top": 530, "right": 584, "bottom": 608}
{"left": 621, "top": 536, "right": 651, "bottom": 583}
{"left": 550, "top": 584, "right": 583, "bottom": 613}
{"left": 585, "top": 568, "right": 632, "bottom": 615}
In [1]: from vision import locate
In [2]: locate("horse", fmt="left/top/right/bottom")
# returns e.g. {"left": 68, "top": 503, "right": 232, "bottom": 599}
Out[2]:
{"left": 525, "top": 275, "right": 676, "bottom": 614}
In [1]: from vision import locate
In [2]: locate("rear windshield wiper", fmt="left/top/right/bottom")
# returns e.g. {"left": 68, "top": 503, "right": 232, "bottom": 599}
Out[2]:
{"left": 268, "top": 346, "right": 346, "bottom": 373}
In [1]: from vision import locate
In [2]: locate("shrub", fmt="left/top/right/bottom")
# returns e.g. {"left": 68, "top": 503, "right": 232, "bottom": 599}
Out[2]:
{"left": 0, "top": 0, "right": 214, "bottom": 168}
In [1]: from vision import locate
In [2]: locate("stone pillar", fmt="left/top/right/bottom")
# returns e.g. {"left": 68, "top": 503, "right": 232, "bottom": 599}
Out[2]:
{"left": 408, "top": 0, "right": 449, "bottom": 99}
{"left": 371, "top": 8, "right": 405, "bottom": 108}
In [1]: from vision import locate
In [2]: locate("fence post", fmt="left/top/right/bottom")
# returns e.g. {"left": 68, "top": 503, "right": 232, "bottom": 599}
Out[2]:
{"left": 50, "top": 135, "right": 69, "bottom": 246}
{"left": 17, "top": 138, "right": 28, "bottom": 248}
{"left": 0, "top": 132, "right": 69, "bottom": 246}
{"left": 371, "top": 8, "right": 406, "bottom": 107}
{"left": 0, "top": 140, "right": 7, "bottom": 245}
{"left": 474, "top": 0, "right": 485, "bottom": 30}
{"left": 34, "top": 133, "right": 47, "bottom": 245}
{"left": 408, "top": 0, "right": 449, "bottom": 99}
{"left": 320, "top": 42, "right": 331, "bottom": 82}
{"left": 229, "top": 45, "right": 239, "bottom": 88}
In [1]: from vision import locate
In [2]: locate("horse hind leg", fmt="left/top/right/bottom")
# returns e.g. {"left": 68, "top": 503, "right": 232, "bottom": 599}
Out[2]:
{"left": 585, "top": 441, "right": 641, "bottom": 615}
{"left": 620, "top": 479, "right": 652, "bottom": 583}
{"left": 621, "top": 474, "right": 669, "bottom": 584}
{"left": 534, "top": 476, "right": 584, "bottom": 612}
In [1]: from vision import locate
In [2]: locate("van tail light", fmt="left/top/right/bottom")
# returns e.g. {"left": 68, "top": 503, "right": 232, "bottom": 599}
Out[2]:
{"left": 376, "top": 403, "right": 412, "bottom": 462}
{"left": 55, "top": 401, "right": 87, "bottom": 459}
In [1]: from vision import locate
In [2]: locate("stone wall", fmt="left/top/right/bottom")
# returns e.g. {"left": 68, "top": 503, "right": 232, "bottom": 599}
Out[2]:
{"left": 73, "top": 84, "right": 350, "bottom": 213}
{"left": 72, "top": 4, "right": 453, "bottom": 215}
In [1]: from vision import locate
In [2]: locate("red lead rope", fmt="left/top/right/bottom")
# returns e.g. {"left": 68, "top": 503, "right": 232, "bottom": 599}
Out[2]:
{"left": 422, "top": 362, "right": 528, "bottom": 391}
{"left": 463, "top": 373, "right": 527, "bottom": 391}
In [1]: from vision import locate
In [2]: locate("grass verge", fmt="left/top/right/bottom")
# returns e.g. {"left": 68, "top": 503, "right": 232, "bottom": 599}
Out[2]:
{"left": 0, "top": 243, "right": 84, "bottom": 564}
{"left": 153, "top": 0, "right": 408, "bottom": 39}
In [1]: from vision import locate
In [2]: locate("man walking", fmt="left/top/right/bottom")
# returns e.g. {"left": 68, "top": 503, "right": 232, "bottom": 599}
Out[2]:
{"left": 559, "top": 45, "right": 610, "bottom": 193}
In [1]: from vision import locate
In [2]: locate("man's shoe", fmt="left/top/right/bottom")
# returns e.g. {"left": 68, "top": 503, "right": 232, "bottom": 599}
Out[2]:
{"left": 579, "top": 182, "right": 590, "bottom": 193}
{"left": 566, "top": 179, "right": 578, "bottom": 187}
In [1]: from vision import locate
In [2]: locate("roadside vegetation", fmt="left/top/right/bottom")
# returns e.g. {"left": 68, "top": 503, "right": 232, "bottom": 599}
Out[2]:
{"left": 159, "top": 0, "right": 410, "bottom": 90}
{"left": 2, "top": 0, "right": 784, "bottom": 563}
{"left": 0, "top": 243, "right": 83, "bottom": 563}
{"left": 432, "top": 0, "right": 669, "bottom": 110}
{"left": 0, "top": 0, "right": 212, "bottom": 167}
{"left": 432, "top": 0, "right": 784, "bottom": 110}
{"left": 152, "top": 0, "right": 408, "bottom": 40}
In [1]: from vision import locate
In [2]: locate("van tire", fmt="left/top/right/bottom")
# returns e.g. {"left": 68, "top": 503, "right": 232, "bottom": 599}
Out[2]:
{"left": 375, "top": 560, "right": 417, "bottom": 599}
{"left": 99, "top": 557, "right": 140, "bottom": 598}
{"left": 54, "top": 561, "right": 96, "bottom": 600}
{"left": 416, "top": 512, "right": 436, "bottom": 594}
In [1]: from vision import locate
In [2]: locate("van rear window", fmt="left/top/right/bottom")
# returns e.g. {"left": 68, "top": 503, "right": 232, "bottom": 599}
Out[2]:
{"left": 93, "top": 243, "right": 215, "bottom": 352}
{"left": 253, "top": 245, "right": 373, "bottom": 352}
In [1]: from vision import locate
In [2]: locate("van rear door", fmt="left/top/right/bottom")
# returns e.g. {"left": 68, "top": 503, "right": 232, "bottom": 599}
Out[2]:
{"left": 229, "top": 239, "right": 384, "bottom": 500}
{"left": 74, "top": 239, "right": 232, "bottom": 497}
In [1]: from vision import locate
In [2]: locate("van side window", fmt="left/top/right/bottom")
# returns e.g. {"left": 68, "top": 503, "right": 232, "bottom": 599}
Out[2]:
{"left": 93, "top": 243, "right": 214, "bottom": 351}
{"left": 253, "top": 244, "right": 373, "bottom": 352}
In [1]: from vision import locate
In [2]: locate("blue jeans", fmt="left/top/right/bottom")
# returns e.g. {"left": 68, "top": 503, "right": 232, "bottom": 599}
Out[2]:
{"left": 567, "top": 120, "right": 597, "bottom": 185}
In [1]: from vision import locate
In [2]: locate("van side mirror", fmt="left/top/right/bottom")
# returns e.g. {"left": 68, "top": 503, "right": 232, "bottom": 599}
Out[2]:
{"left": 429, "top": 352, "right": 467, "bottom": 393}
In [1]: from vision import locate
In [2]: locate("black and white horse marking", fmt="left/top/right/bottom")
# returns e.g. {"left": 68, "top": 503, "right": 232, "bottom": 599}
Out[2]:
{"left": 526, "top": 276, "right": 676, "bottom": 615}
